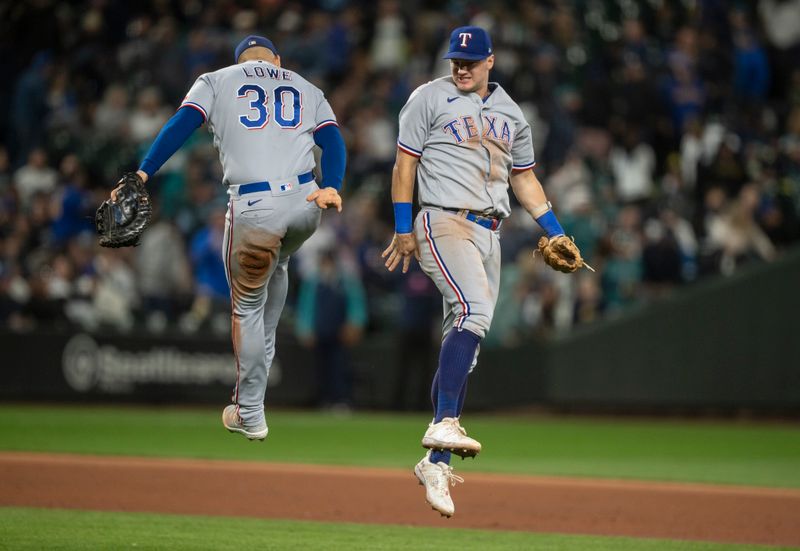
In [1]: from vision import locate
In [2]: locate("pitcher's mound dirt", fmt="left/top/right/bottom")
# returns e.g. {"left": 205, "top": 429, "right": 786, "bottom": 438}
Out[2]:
{"left": 2, "top": 452, "right": 799, "bottom": 547}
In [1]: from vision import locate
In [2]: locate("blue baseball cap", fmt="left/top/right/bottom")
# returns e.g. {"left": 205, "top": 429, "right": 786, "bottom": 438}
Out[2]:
{"left": 234, "top": 35, "right": 279, "bottom": 63}
{"left": 443, "top": 26, "right": 493, "bottom": 61}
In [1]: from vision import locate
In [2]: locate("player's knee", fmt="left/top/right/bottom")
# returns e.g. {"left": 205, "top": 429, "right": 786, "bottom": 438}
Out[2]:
{"left": 239, "top": 248, "right": 270, "bottom": 275}
{"left": 235, "top": 236, "right": 279, "bottom": 288}
{"left": 458, "top": 314, "right": 491, "bottom": 339}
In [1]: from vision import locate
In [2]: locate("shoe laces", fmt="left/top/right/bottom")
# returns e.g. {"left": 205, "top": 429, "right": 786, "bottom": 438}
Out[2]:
{"left": 449, "top": 417, "right": 468, "bottom": 437}
{"left": 440, "top": 464, "right": 464, "bottom": 487}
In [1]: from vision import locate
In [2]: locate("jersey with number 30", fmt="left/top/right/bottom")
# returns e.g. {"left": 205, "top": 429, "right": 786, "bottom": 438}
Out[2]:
{"left": 181, "top": 60, "right": 338, "bottom": 187}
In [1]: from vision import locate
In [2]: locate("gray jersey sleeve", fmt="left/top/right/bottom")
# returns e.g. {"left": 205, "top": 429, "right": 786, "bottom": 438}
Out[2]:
{"left": 180, "top": 74, "right": 214, "bottom": 122}
{"left": 312, "top": 89, "right": 338, "bottom": 131}
{"left": 510, "top": 118, "right": 535, "bottom": 171}
{"left": 397, "top": 85, "right": 431, "bottom": 158}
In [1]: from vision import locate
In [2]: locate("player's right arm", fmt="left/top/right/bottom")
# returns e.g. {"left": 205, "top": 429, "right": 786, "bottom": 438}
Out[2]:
{"left": 383, "top": 149, "right": 421, "bottom": 273}
{"left": 383, "top": 84, "right": 431, "bottom": 273}
{"left": 111, "top": 76, "right": 210, "bottom": 201}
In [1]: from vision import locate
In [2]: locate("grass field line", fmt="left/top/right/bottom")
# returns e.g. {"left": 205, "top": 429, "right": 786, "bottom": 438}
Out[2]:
{"left": 4, "top": 508, "right": 796, "bottom": 551}
{"left": 4, "top": 450, "right": 800, "bottom": 499}
{"left": 3, "top": 405, "right": 799, "bottom": 488}
{"left": 3, "top": 451, "right": 800, "bottom": 546}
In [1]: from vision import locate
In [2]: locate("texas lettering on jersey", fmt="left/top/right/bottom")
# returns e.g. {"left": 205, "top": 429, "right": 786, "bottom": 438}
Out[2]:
{"left": 442, "top": 115, "right": 513, "bottom": 145}
{"left": 397, "top": 76, "right": 536, "bottom": 217}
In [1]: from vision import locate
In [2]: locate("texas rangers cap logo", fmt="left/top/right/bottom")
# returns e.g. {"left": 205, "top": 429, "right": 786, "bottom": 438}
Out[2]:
{"left": 444, "top": 26, "right": 492, "bottom": 61}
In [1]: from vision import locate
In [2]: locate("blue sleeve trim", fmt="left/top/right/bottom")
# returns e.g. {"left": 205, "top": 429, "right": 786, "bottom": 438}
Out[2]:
{"left": 535, "top": 210, "right": 565, "bottom": 238}
{"left": 313, "top": 124, "right": 346, "bottom": 191}
{"left": 139, "top": 106, "right": 204, "bottom": 177}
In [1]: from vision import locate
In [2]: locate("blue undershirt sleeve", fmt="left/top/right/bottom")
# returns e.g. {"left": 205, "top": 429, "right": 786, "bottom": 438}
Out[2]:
{"left": 138, "top": 106, "right": 204, "bottom": 177}
{"left": 313, "top": 124, "right": 346, "bottom": 191}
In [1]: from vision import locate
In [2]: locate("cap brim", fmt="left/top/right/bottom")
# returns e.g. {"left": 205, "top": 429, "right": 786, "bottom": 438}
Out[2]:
{"left": 443, "top": 52, "right": 489, "bottom": 61}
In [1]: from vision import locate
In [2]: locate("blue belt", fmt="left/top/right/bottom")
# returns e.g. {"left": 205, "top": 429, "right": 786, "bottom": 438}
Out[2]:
{"left": 443, "top": 208, "right": 503, "bottom": 231}
{"left": 238, "top": 171, "right": 315, "bottom": 195}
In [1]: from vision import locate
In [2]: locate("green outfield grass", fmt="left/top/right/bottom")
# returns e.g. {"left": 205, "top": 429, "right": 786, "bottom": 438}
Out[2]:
{"left": 0, "top": 508, "right": 793, "bottom": 551}
{"left": 1, "top": 404, "right": 799, "bottom": 487}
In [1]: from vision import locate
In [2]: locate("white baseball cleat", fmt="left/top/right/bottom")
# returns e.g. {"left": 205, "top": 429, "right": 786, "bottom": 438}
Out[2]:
{"left": 222, "top": 405, "right": 268, "bottom": 441}
{"left": 414, "top": 451, "right": 464, "bottom": 517}
{"left": 421, "top": 417, "right": 481, "bottom": 458}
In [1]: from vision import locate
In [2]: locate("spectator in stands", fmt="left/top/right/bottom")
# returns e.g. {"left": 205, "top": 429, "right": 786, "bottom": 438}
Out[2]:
{"left": 129, "top": 87, "right": 170, "bottom": 145}
{"left": 136, "top": 210, "right": 193, "bottom": 331}
{"left": 732, "top": 9, "right": 771, "bottom": 104}
{"left": 92, "top": 248, "right": 138, "bottom": 331}
{"left": 184, "top": 206, "right": 229, "bottom": 334}
{"left": 13, "top": 149, "right": 58, "bottom": 211}
{"left": 610, "top": 125, "right": 656, "bottom": 204}
{"left": 391, "top": 262, "right": 440, "bottom": 410}
{"left": 0, "top": 146, "right": 11, "bottom": 193}
{"left": 50, "top": 155, "right": 95, "bottom": 246}
{"left": 296, "top": 248, "right": 367, "bottom": 410}
{"left": 601, "top": 206, "right": 644, "bottom": 312}
{"left": 9, "top": 52, "right": 52, "bottom": 164}
{"left": 0, "top": 0, "right": 797, "bottom": 339}
{"left": 94, "top": 84, "right": 130, "bottom": 140}
{"left": 707, "top": 183, "right": 777, "bottom": 274}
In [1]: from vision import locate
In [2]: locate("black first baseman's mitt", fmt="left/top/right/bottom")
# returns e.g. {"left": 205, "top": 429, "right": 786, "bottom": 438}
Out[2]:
{"left": 96, "top": 172, "right": 152, "bottom": 248}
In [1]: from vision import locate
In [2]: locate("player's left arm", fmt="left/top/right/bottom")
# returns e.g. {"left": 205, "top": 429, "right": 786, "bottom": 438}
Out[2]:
{"left": 507, "top": 112, "right": 565, "bottom": 238}
{"left": 509, "top": 168, "right": 565, "bottom": 238}
{"left": 510, "top": 168, "right": 593, "bottom": 273}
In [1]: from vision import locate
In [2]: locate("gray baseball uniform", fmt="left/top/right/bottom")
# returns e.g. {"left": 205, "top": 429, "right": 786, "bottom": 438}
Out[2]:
{"left": 397, "top": 76, "right": 535, "bottom": 341}
{"left": 182, "top": 60, "right": 338, "bottom": 425}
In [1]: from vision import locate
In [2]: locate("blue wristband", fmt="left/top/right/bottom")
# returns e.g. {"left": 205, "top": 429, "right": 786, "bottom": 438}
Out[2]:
{"left": 393, "top": 202, "right": 413, "bottom": 234}
{"left": 535, "top": 210, "right": 565, "bottom": 238}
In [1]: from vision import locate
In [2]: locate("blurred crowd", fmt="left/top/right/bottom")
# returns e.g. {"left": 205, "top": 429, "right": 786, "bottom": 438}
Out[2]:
{"left": 2, "top": 0, "right": 800, "bottom": 348}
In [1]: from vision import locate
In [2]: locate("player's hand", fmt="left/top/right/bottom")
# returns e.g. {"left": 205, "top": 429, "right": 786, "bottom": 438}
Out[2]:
{"left": 306, "top": 187, "right": 342, "bottom": 212}
{"left": 382, "top": 232, "right": 420, "bottom": 273}
{"left": 111, "top": 170, "right": 148, "bottom": 202}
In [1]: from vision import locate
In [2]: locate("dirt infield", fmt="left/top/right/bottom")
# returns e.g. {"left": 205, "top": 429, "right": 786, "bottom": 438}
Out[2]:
{"left": 2, "top": 452, "right": 799, "bottom": 547}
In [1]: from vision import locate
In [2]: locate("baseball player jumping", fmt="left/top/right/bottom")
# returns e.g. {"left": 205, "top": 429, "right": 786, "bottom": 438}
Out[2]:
{"left": 383, "top": 26, "right": 586, "bottom": 517}
{"left": 108, "top": 35, "right": 346, "bottom": 440}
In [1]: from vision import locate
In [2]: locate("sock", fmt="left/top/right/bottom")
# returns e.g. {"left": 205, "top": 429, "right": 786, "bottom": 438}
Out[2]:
{"left": 430, "top": 449, "right": 451, "bottom": 464}
{"left": 429, "top": 380, "right": 470, "bottom": 466}
{"left": 428, "top": 332, "right": 479, "bottom": 467}
{"left": 456, "top": 380, "right": 469, "bottom": 417}
{"left": 430, "top": 369, "right": 440, "bottom": 411}
{"left": 435, "top": 328, "right": 481, "bottom": 422}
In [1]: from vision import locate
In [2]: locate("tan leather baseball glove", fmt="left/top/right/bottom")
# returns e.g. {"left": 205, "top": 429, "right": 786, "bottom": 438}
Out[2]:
{"left": 537, "top": 235, "right": 592, "bottom": 273}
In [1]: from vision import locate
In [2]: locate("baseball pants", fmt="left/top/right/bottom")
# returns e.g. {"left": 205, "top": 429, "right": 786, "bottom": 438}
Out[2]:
{"left": 414, "top": 208, "right": 501, "bottom": 357}
{"left": 223, "top": 179, "right": 322, "bottom": 425}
